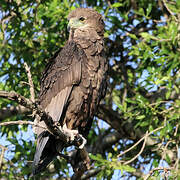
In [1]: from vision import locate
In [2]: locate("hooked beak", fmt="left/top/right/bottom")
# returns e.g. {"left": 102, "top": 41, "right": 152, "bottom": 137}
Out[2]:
{"left": 67, "top": 24, "right": 70, "bottom": 32}
{"left": 67, "top": 18, "right": 74, "bottom": 31}
{"left": 68, "top": 18, "right": 85, "bottom": 31}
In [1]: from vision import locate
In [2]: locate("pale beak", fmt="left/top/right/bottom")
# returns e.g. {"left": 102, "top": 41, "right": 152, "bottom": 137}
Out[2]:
{"left": 67, "top": 19, "right": 74, "bottom": 31}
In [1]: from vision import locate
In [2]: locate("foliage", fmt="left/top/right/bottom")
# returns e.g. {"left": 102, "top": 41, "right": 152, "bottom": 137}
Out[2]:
{"left": 0, "top": 0, "right": 180, "bottom": 179}
{"left": 90, "top": 153, "right": 135, "bottom": 179}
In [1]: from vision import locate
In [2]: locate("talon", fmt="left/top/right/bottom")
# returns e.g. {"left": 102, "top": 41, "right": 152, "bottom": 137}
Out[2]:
{"left": 61, "top": 124, "right": 78, "bottom": 142}
{"left": 60, "top": 124, "right": 87, "bottom": 148}
{"left": 75, "top": 134, "right": 87, "bottom": 149}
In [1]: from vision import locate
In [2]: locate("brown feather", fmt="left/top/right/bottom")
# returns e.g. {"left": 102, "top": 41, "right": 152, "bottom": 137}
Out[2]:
{"left": 33, "top": 8, "right": 108, "bottom": 175}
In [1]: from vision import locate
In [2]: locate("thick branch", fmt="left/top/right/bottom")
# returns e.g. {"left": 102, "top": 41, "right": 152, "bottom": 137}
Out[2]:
{"left": 98, "top": 104, "right": 159, "bottom": 145}
{"left": 142, "top": 88, "right": 180, "bottom": 103}
{"left": 81, "top": 167, "right": 105, "bottom": 180}
{"left": 92, "top": 131, "right": 122, "bottom": 154}
{"left": 0, "top": 105, "right": 29, "bottom": 121}
{"left": 0, "top": 90, "right": 67, "bottom": 140}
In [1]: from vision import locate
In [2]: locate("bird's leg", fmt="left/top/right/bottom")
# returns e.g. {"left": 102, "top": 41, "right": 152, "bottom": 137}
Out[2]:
{"left": 61, "top": 124, "right": 87, "bottom": 149}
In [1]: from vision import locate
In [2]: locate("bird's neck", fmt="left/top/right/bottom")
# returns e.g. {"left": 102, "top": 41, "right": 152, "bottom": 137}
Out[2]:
{"left": 68, "top": 28, "right": 104, "bottom": 56}
{"left": 69, "top": 28, "right": 103, "bottom": 43}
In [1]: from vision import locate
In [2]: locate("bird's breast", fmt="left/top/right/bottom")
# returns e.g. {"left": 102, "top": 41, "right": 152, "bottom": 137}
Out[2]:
{"left": 65, "top": 55, "right": 106, "bottom": 135}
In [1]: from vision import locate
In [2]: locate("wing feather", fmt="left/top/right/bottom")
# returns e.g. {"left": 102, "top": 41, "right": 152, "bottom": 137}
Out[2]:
{"left": 45, "top": 86, "right": 72, "bottom": 122}
{"left": 32, "top": 41, "right": 87, "bottom": 175}
{"left": 34, "top": 41, "right": 86, "bottom": 136}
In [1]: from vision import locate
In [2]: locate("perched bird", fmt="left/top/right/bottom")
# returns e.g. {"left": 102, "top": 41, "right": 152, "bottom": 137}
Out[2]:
{"left": 32, "top": 8, "right": 108, "bottom": 175}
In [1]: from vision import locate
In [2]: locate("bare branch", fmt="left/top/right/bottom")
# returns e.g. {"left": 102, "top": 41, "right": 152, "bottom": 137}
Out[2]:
{"left": 0, "top": 105, "right": 29, "bottom": 121}
{"left": 81, "top": 166, "right": 105, "bottom": 180}
{"left": 144, "top": 167, "right": 173, "bottom": 180}
{"left": 0, "top": 90, "right": 32, "bottom": 106}
{"left": 124, "top": 131, "right": 148, "bottom": 165}
{"left": 0, "top": 90, "right": 66, "bottom": 140}
{"left": 0, "top": 120, "right": 47, "bottom": 131}
{"left": 0, "top": 90, "right": 90, "bottom": 177}
{"left": 118, "top": 126, "right": 164, "bottom": 158}
{"left": 0, "top": 145, "right": 8, "bottom": 172}
{"left": 162, "top": 0, "right": 178, "bottom": 21}
{"left": 24, "top": 62, "right": 35, "bottom": 102}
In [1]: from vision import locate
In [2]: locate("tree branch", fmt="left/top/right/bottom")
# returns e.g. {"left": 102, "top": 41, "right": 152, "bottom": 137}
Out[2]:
{"left": 0, "top": 120, "right": 48, "bottom": 131}
{"left": 0, "top": 90, "right": 68, "bottom": 140}
{"left": 24, "top": 62, "right": 35, "bottom": 102}
{"left": 92, "top": 130, "right": 122, "bottom": 154}
{"left": 162, "top": 0, "right": 178, "bottom": 21}
{"left": 0, "top": 90, "right": 90, "bottom": 177}
{"left": 81, "top": 166, "right": 105, "bottom": 180}
{"left": 144, "top": 167, "right": 173, "bottom": 180}
{"left": 0, "top": 145, "right": 8, "bottom": 172}
{"left": 0, "top": 105, "right": 29, "bottom": 121}
{"left": 142, "top": 88, "right": 180, "bottom": 103}
{"left": 124, "top": 131, "right": 148, "bottom": 165}
{"left": 118, "top": 126, "right": 164, "bottom": 158}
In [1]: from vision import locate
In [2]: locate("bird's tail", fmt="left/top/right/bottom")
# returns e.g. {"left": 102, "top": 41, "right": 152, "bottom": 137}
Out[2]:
{"left": 32, "top": 131, "right": 63, "bottom": 176}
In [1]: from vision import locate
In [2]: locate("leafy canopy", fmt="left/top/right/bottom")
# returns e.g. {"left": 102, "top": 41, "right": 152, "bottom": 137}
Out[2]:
{"left": 0, "top": 0, "right": 180, "bottom": 179}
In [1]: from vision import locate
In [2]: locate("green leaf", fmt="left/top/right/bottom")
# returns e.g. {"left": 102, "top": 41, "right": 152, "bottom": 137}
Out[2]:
{"left": 166, "top": 90, "right": 171, "bottom": 99}
{"left": 146, "top": 4, "right": 152, "bottom": 16}
{"left": 139, "top": 121, "right": 149, "bottom": 127}
{"left": 140, "top": 32, "right": 154, "bottom": 40}
{"left": 128, "top": 33, "right": 137, "bottom": 40}
{"left": 112, "top": 2, "right": 123, "bottom": 8}
{"left": 136, "top": 115, "right": 145, "bottom": 120}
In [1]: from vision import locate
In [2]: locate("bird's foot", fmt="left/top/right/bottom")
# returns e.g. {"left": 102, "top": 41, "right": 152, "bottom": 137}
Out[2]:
{"left": 78, "top": 135, "right": 87, "bottom": 149}
{"left": 61, "top": 124, "right": 78, "bottom": 141}
{"left": 74, "top": 134, "right": 87, "bottom": 149}
{"left": 61, "top": 124, "right": 87, "bottom": 149}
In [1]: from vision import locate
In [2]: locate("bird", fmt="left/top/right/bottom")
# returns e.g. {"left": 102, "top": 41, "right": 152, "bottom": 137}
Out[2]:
{"left": 32, "top": 7, "right": 108, "bottom": 175}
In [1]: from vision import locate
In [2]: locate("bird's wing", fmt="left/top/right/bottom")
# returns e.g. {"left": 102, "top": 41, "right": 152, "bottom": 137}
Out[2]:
{"left": 32, "top": 41, "right": 86, "bottom": 174}
{"left": 34, "top": 41, "right": 86, "bottom": 136}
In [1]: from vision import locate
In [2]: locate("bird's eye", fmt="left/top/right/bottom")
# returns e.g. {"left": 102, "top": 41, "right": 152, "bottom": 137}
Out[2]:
{"left": 79, "top": 17, "right": 85, "bottom": 21}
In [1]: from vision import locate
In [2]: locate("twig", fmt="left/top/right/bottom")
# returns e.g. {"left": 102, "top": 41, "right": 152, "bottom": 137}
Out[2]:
{"left": 162, "top": 0, "right": 178, "bottom": 21}
{"left": 0, "top": 120, "right": 47, "bottom": 131}
{"left": 173, "top": 144, "right": 179, "bottom": 172}
{"left": 0, "top": 145, "right": 8, "bottom": 171}
{"left": 144, "top": 167, "right": 172, "bottom": 180}
{"left": 124, "top": 131, "right": 148, "bottom": 165}
{"left": 174, "top": 124, "right": 179, "bottom": 136}
{"left": 118, "top": 126, "right": 164, "bottom": 158}
{"left": 24, "top": 62, "right": 35, "bottom": 102}
{"left": 161, "top": 140, "right": 173, "bottom": 162}
{"left": 81, "top": 166, "right": 105, "bottom": 180}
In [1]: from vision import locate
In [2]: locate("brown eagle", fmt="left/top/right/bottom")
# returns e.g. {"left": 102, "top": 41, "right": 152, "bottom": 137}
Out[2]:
{"left": 32, "top": 8, "right": 108, "bottom": 175}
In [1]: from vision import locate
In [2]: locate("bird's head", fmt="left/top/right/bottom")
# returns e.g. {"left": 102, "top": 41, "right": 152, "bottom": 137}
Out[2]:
{"left": 67, "top": 8, "right": 104, "bottom": 35}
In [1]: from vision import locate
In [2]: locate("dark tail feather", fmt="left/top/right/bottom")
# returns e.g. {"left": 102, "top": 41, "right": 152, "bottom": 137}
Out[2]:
{"left": 32, "top": 131, "right": 62, "bottom": 176}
